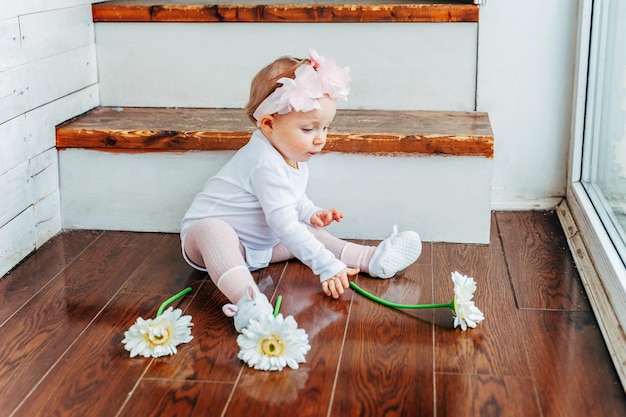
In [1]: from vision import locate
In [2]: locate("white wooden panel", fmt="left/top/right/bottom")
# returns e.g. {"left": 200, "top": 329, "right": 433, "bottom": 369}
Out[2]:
{"left": 23, "top": 43, "right": 97, "bottom": 112}
{"left": 1, "top": 0, "right": 99, "bottom": 274}
{"left": 34, "top": 189, "right": 61, "bottom": 246}
{"left": 0, "top": 65, "right": 26, "bottom": 124}
{"left": 0, "top": 160, "right": 30, "bottom": 228}
{"left": 0, "top": 207, "right": 36, "bottom": 277}
{"left": 0, "top": 17, "right": 23, "bottom": 72}
{"left": 20, "top": 5, "right": 94, "bottom": 63}
{"left": 0, "top": 115, "right": 27, "bottom": 175}
{"left": 1, "top": 0, "right": 94, "bottom": 20}
{"left": 26, "top": 84, "right": 99, "bottom": 157}
{"left": 96, "top": 22, "right": 477, "bottom": 111}
{"left": 16, "top": 0, "right": 95, "bottom": 16}
{"left": 30, "top": 148, "right": 58, "bottom": 202}
{"left": 59, "top": 150, "right": 492, "bottom": 243}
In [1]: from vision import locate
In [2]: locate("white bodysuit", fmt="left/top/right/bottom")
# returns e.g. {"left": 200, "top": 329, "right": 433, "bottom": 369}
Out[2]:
{"left": 181, "top": 130, "right": 346, "bottom": 281}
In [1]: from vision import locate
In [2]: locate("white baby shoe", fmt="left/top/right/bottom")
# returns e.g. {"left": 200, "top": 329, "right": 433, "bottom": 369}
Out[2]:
{"left": 368, "top": 225, "right": 422, "bottom": 279}
{"left": 222, "top": 285, "right": 274, "bottom": 332}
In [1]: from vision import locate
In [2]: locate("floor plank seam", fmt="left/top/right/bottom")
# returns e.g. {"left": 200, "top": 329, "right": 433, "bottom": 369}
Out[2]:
{"left": 0, "top": 231, "right": 104, "bottom": 329}
{"left": 498, "top": 227, "right": 538, "bottom": 415}
{"left": 516, "top": 306, "right": 593, "bottom": 312}
{"left": 325, "top": 279, "right": 357, "bottom": 417}
{"left": 220, "top": 367, "right": 245, "bottom": 417}
{"left": 140, "top": 377, "right": 236, "bottom": 384}
{"left": 494, "top": 213, "right": 522, "bottom": 310}
{"left": 113, "top": 360, "right": 154, "bottom": 417}
{"left": 434, "top": 371, "right": 535, "bottom": 378}
{"left": 268, "top": 261, "right": 289, "bottom": 303}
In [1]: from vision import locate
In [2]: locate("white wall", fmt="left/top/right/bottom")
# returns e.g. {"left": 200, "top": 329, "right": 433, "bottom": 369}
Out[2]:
{"left": 478, "top": 0, "right": 579, "bottom": 209}
{"left": 0, "top": 1, "right": 99, "bottom": 277}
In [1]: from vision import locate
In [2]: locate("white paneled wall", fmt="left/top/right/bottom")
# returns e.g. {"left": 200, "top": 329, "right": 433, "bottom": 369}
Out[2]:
{"left": 0, "top": 1, "right": 98, "bottom": 276}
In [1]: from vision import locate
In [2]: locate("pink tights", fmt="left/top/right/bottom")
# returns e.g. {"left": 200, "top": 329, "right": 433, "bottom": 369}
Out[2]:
{"left": 183, "top": 218, "right": 376, "bottom": 303}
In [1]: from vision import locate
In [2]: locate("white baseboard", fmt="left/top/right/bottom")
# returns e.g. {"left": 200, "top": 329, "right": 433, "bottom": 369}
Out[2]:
{"left": 557, "top": 198, "right": 626, "bottom": 391}
{"left": 490, "top": 197, "right": 563, "bottom": 211}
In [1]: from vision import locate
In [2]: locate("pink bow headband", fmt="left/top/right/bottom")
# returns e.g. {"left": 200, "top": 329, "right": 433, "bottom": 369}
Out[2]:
{"left": 253, "top": 49, "right": 351, "bottom": 124}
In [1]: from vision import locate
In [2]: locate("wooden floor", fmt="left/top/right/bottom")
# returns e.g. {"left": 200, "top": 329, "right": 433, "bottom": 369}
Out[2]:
{"left": 1, "top": 211, "right": 625, "bottom": 416}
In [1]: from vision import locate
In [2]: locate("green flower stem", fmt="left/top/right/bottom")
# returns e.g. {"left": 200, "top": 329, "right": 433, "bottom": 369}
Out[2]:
{"left": 156, "top": 287, "right": 193, "bottom": 317}
{"left": 273, "top": 295, "right": 283, "bottom": 318}
{"left": 349, "top": 282, "right": 454, "bottom": 311}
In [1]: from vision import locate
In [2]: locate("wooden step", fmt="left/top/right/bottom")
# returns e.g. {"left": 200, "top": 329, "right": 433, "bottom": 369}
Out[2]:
{"left": 91, "top": 0, "right": 479, "bottom": 23}
{"left": 56, "top": 107, "right": 494, "bottom": 242}
{"left": 56, "top": 107, "right": 494, "bottom": 158}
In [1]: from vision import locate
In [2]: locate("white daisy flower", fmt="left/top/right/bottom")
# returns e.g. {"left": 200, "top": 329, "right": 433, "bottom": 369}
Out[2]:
{"left": 349, "top": 271, "right": 485, "bottom": 331}
{"left": 451, "top": 271, "right": 485, "bottom": 330}
{"left": 122, "top": 306, "right": 193, "bottom": 358}
{"left": 451, "top": 271, "right": 478, "bottom": 302}
{"left": 237, "top": 313, "right": 311, "bottom": 371}
{"left": 453, "top": 298, "right": 485, "bottom": 331}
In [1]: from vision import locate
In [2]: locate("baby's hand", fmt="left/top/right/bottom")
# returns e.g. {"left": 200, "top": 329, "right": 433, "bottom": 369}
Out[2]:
{"left": 311, "top": 208, "right": 343, "bottom": 227}
{"left": 322, "top": 267, "right": 359, "bottom": 299}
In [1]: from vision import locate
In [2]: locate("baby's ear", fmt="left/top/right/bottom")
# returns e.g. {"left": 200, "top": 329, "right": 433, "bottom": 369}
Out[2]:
{"left": 222, "top": 304, "right": 238, "bottom": 317}
{"left": 258, "top": 114, "right": 274, "bottom": 130}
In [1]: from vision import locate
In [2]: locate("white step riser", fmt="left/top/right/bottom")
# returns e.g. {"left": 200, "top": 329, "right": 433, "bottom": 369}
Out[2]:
{"left": 59, "top": 150, "right": 492, "bottom": 243}
{"left": 95, "top": 22, "right": 478, "bottom": 111}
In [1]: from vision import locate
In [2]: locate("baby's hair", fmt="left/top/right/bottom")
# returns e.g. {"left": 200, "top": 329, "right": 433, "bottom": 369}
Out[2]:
{"left": 244, "top": 55, "right": 310, "bottom": 124}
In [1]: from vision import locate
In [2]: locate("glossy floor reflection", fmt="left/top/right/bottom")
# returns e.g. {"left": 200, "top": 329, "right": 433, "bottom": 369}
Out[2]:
{"left": 0, "top": 212, "right": 625, "bottom": 417}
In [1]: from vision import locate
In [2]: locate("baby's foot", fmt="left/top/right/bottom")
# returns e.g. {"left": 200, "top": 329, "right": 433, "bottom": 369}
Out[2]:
{"left": 223, "top": 285, "right": 273, "bottom": 332}
{"left": 368, "top": 225, "right": 422, "bottom": 279}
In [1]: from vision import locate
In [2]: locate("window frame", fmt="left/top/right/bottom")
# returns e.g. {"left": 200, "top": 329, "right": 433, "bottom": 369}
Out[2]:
{"left": 564, "top": 0, "right": 626, "bottom": 388}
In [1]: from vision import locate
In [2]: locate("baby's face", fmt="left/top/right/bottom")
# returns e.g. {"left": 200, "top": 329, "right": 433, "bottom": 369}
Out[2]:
{"left": 268, "top": 95, "right": 337, "bottom": 164}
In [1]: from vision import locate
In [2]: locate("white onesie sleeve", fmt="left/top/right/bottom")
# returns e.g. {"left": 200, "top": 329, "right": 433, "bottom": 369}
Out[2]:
{"left": 250, "top": 162, "right": 346, "bottom": 281}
